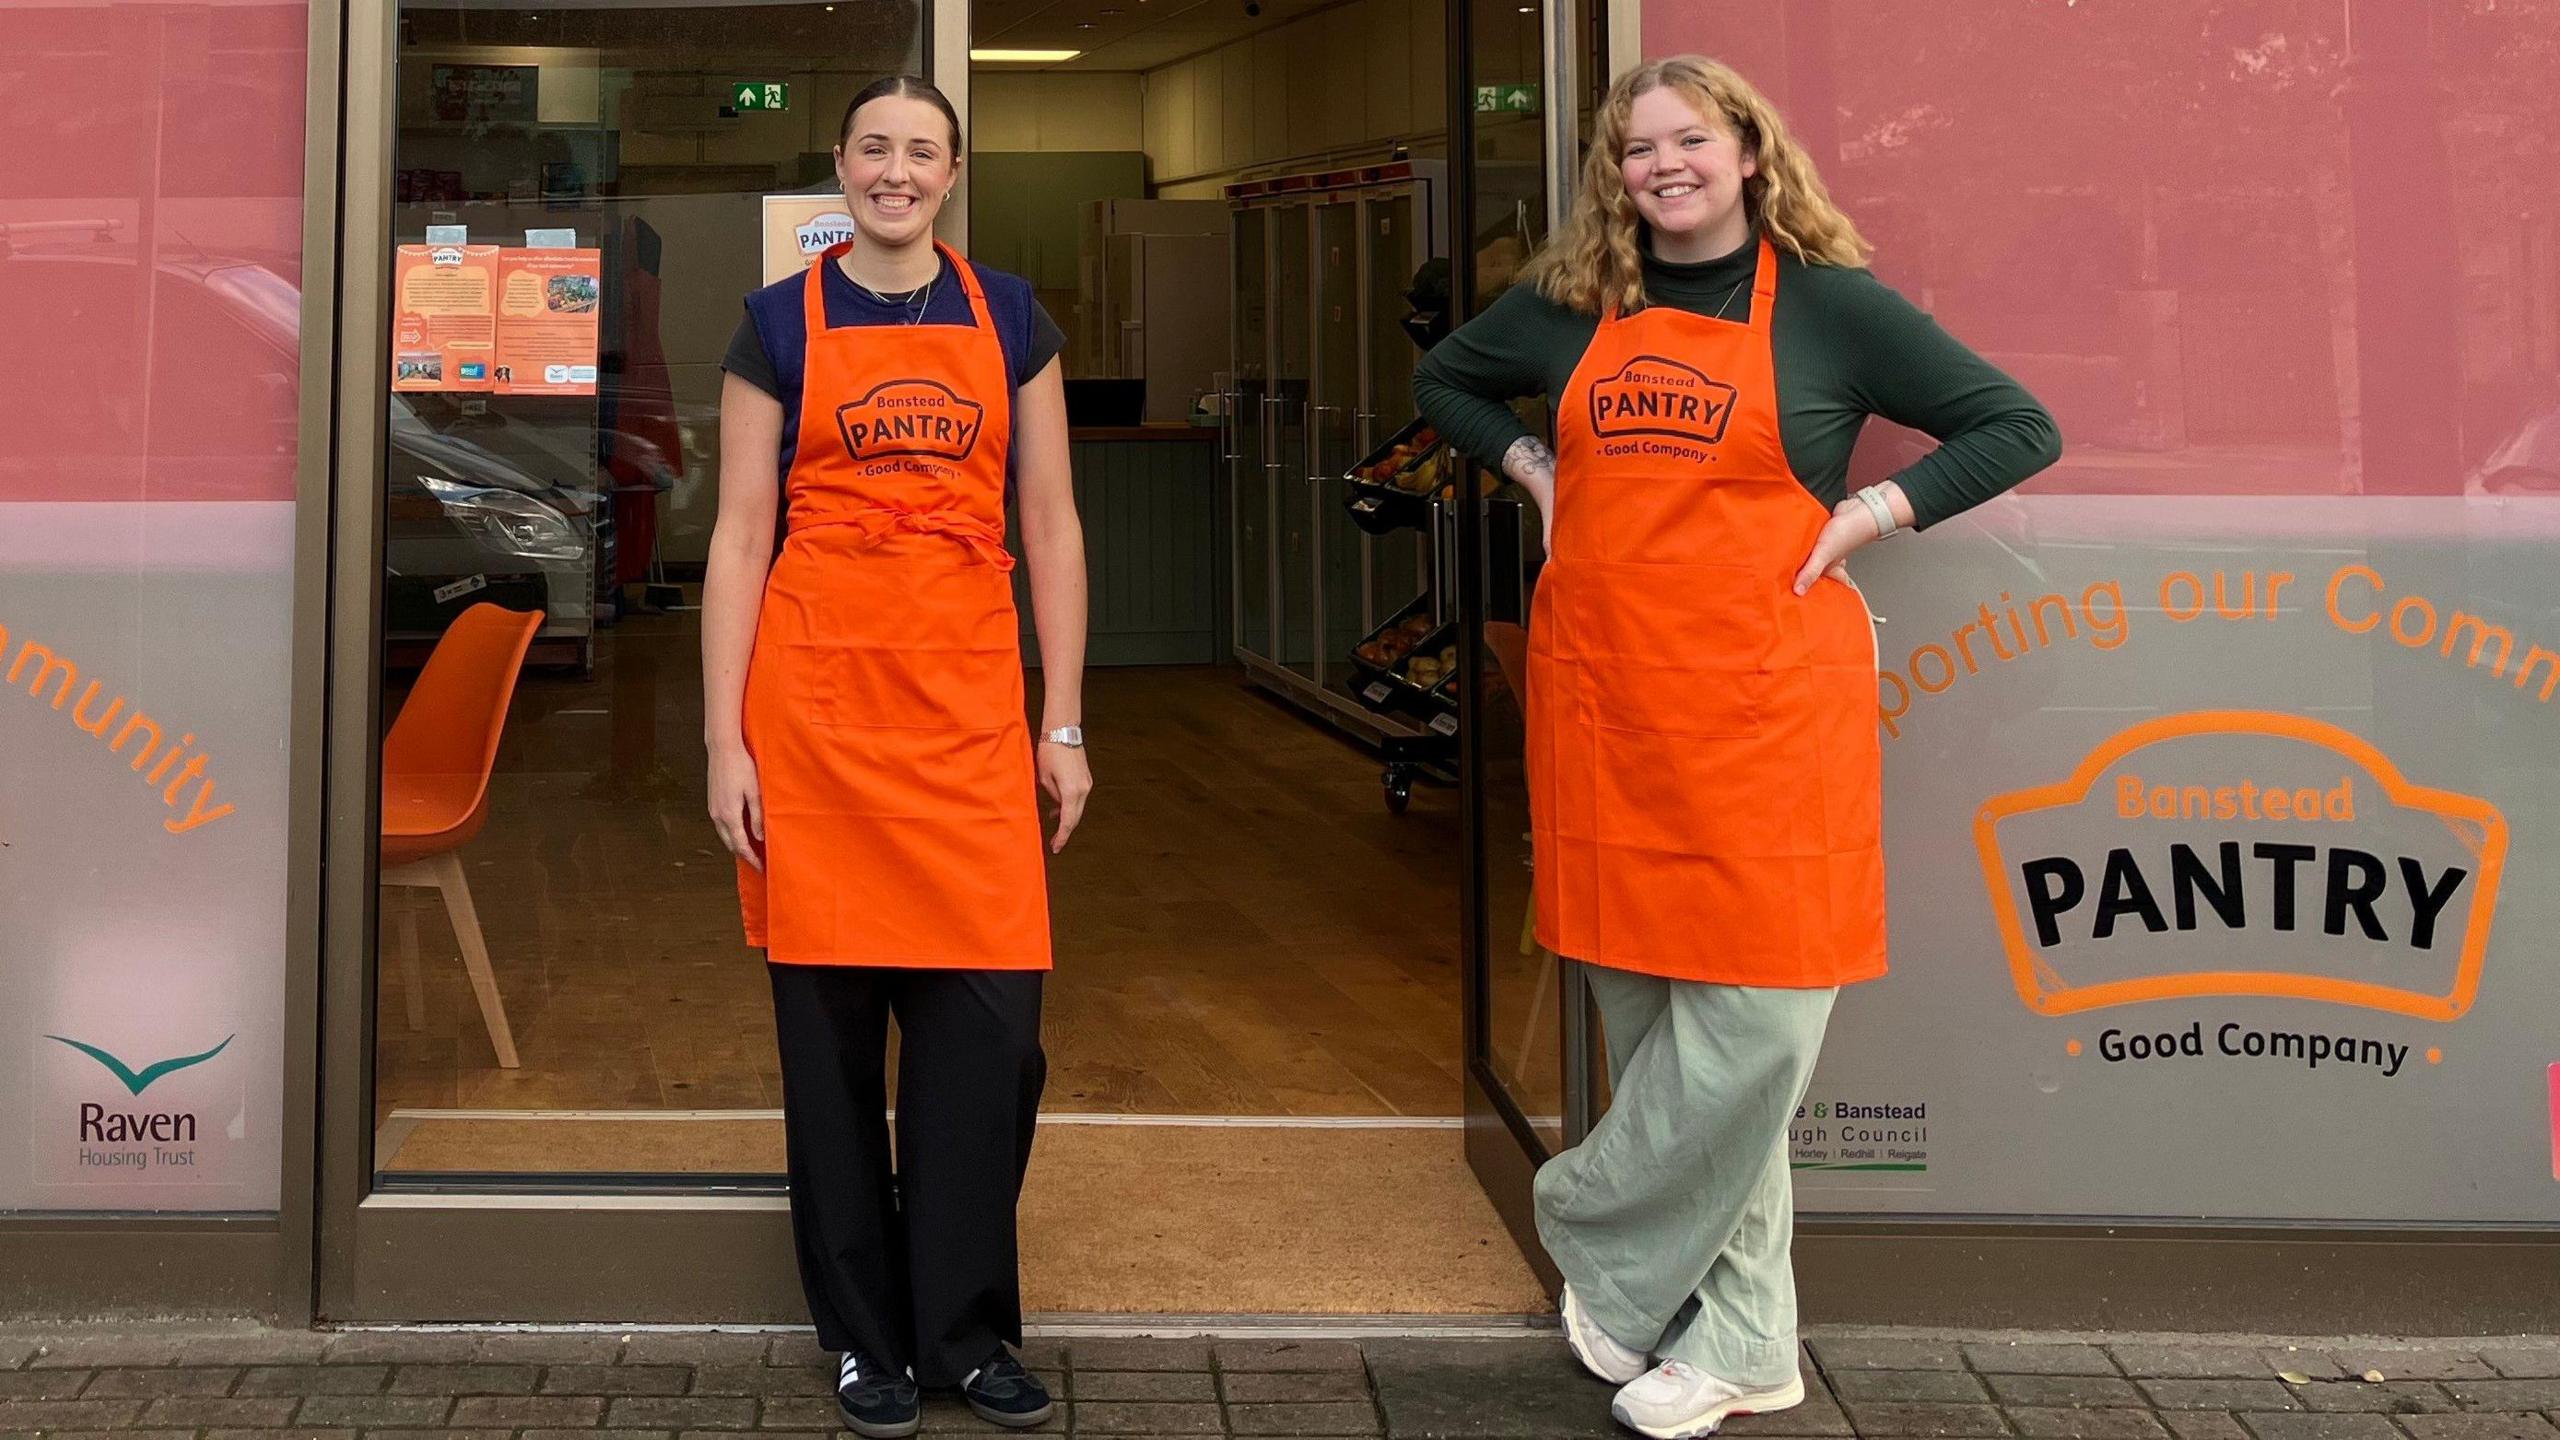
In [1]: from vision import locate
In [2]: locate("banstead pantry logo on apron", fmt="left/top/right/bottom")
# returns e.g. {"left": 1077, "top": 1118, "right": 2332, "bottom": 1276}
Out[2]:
{"left": 1972, "top": 710, "right": 2508, "bottom": 1082}
{"left": 835, "top": 378, "right": 985, "bottom": 466}
{"left": 1588, "top": 355, "right": 1739, "bottom": 446}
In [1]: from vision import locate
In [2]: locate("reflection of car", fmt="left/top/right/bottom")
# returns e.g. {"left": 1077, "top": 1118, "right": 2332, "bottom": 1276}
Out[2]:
{"left": 0, "top": 231, "right": 603, "bottom": 661}
{"left": 384, "top": 394, "right": 596, "bottom": 652}
{"left": 2468, "top": 402, "right": 2560, "bottom": 494}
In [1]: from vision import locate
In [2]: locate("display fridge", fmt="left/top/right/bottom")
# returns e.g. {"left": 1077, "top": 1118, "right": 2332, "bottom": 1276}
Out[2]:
{"left": 1224, "top": 160, "right": 1462, "bottom": 808}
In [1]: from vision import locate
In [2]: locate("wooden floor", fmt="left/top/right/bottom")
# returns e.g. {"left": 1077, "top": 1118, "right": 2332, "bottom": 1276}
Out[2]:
{"left": 374, "top": 606, "right": 1471, "bottom": 1140}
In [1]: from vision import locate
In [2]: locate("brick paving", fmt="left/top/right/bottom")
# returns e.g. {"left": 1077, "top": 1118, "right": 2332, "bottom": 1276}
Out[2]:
{"left": 0, "top": 1329, "right": 2554, "bottom": 1440}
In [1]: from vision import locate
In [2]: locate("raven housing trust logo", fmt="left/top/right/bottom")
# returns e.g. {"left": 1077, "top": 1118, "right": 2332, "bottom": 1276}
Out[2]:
{"left": 45, "top": 1032, "right": 238, "bottom": 1153}
{"left": 47, "top": 1033, "right": 234, "bottom": 1094}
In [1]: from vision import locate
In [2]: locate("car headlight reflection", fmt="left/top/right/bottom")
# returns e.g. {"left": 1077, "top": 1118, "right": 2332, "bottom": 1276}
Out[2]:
{"left": 418, "top": 475, "right": 584, "bottom": 562}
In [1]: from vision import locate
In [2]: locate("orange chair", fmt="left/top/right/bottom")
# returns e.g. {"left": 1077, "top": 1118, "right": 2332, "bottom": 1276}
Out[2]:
{"left": 380, "top": 603, "right": 543, "bottom": 1069}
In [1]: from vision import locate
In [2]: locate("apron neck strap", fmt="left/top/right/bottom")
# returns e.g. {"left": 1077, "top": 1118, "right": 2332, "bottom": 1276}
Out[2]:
{"left": 1744, "top": 237, "right": 1779, "bottom": 333}
{"left": 802, "top": 239, "right": 997, "bottom": 333}
{"left": 935, "top": 240, "right": 998, "bottom": 331}
{"left": 1595, "top": 237, "right": 1779, "bottom": 328}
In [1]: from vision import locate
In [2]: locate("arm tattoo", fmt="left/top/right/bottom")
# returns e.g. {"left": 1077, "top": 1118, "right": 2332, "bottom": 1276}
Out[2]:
{"left": 1504, "top": 435, "right": 1555, "bottom": 485}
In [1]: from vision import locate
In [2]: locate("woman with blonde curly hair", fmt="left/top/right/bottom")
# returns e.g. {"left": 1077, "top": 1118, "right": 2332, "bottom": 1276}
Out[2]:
{"left": 1416, "top": 56, "right": 2058, "bottom": 1439}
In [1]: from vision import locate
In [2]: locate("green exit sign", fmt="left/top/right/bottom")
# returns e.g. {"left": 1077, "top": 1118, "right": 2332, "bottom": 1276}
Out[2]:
{"left": 1473, "top": 84, "right": 1540, "bottom": 114}
{"left": 732, "top": 82, "right": 790, "bottom": 112}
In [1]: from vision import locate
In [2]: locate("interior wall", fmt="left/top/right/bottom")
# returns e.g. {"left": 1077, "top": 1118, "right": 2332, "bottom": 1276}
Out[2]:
{"left": 969, "top": 71, "right": 1150, "bottom": 362}
{"left": 974, "top": 71, "right": 1146, "bottom": 152}
{"left": 1138, "top": 0, "right": 1449, "bottom": 197}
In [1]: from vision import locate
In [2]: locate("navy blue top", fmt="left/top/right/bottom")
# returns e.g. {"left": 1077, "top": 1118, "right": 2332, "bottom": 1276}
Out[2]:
{"left": 723, "top": 253, "right": 1065, "bottom": 486}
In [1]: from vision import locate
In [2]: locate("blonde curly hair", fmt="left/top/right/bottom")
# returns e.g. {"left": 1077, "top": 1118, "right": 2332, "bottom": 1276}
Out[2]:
{"left": 1523, "top": 55, "right": 1871, "bottom": 315}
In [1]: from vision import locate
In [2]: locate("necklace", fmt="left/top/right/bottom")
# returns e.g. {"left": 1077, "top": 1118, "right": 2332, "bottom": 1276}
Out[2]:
{"left": 840, "top": 256, "right": 937, "bottom": 324}
{"left": 1709, "top": 276, "right": 1747, "bottom": 321}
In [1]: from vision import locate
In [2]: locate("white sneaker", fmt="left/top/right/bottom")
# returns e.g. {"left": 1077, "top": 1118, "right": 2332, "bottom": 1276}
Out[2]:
{"left": 1560, "top": 1284, "right": 1650, "bottom": 1383}
{"left": 1610, "top": 1360, "right": 1805, "bottom": 1439}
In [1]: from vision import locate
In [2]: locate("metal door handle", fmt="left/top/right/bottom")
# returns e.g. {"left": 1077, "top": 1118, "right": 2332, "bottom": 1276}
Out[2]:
{"left": 1309, "top": 405, "right": 1344, "bottom": 481}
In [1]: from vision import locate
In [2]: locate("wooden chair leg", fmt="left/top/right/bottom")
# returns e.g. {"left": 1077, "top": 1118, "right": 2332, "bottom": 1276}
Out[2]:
{"left": 393, "top": 893, "right": 427, "bottom": 1030}
{"left": 1517, "top": 945, "right": 1555, "bottom": 1081}
{"left": 428, "top": 851, "right": 520, "bottom": 1069}
{"left": 1513, "top": 883, "right": 1551, "bottom": 1078}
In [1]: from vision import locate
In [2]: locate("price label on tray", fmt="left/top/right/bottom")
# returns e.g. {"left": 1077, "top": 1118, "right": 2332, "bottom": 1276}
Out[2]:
{"left": 1429, "top": 713, "right": 1459, "bottom": 736}
{"left": 1364, "top": 682, "right": 1393, "bottom": 703}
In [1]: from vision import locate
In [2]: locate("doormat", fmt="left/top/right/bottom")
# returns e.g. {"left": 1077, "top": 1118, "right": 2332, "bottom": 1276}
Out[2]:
{"left": 376, "top": 1112, "right": 1549, "bottom": 1315}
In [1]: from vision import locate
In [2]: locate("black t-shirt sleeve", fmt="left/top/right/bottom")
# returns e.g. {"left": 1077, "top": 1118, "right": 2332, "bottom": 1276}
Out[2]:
{"left": 722, "top": 308, "right": 781, "bottom": 399}
{"left": 1025, "top": 299, "right": 1065, "bottom": 382}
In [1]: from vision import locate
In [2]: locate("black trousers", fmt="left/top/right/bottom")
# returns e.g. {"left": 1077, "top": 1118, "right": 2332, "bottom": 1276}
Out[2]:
{"left": 767, "top": 962, "right": 1046, "bottom": 1386}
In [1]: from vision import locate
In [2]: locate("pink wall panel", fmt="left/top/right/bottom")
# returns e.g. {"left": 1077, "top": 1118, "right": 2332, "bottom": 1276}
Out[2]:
{"left": 1637, "top": 1, "right": 2560, "bottom": 499}
{"left": 0, "top": 3, "right": 311, "bottom": 502}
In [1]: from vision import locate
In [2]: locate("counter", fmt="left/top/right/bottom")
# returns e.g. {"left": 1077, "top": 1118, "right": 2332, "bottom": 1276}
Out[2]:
{"left": 1013, "top": 425, "right": 1226, "bottom": 666}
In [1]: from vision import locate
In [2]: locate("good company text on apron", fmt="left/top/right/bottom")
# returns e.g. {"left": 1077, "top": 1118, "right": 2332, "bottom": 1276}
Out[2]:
{"left": 1529, "top": 239, "right": 1886, "bottom": 985}
{"left": 739, "top": 242, "right": 1051, "bottom": 969}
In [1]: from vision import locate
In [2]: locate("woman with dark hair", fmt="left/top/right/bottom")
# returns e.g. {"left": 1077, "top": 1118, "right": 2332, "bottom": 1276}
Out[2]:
{"left": 701, "top": 74, "right": 1088, "bottom": 1439}
{"left": 1416, "top": 56, "right": 2058, "bottom": 1440}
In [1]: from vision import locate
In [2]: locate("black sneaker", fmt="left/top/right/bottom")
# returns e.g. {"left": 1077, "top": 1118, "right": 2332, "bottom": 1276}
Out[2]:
{"left": 961, "top": 1352, "right": 1055, "bottom": 1428}
{"left": 836, "top": 1354, "right": 921, "bottom": 1439}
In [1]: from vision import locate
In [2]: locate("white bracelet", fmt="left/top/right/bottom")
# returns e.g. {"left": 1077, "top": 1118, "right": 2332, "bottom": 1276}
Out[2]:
{"left": 1854, "top": 485, "right": 1899, "bottom": 539}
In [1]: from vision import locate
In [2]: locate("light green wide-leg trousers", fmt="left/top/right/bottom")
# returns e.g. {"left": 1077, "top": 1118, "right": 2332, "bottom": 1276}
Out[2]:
{"left": 1532, "top": 968, "right": 1836, "bottom": 1388}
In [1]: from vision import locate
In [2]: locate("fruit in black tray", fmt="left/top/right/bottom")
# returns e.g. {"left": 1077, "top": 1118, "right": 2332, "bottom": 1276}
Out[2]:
{"left": 1354, "top": 612, "right": 1435, "bottom": 668}
{"left": 1401, "top": 642, "right": 1459, "bottom": 689}
{"left": 1354, "top": 425, "right": 1442, "bottom": 485}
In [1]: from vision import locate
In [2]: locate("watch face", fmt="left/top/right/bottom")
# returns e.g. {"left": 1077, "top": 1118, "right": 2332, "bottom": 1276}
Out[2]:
{"left": 1050, "top": 727, "right": 1083, "bottom": 746}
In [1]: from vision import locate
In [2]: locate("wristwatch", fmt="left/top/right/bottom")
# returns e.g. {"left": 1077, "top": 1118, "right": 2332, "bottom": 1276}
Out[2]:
{"left": 1853, "top": 484, "right": 1900, "bottom": 539}
{"left": 1042, "top": 726, "right": 1084, "bottom": 748}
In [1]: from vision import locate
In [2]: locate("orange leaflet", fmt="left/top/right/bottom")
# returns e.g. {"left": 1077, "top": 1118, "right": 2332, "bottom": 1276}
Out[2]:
{"left": 391, "top": 243, "right": 500, "bottom": 392}
{"left": 492, "top": 248, "right": 601, "bottom": 396}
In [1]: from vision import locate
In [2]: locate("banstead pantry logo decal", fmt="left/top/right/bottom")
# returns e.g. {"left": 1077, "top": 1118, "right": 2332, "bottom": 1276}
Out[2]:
{"left": 795, "top": 210, "right": 855, "bottom": 258}
{"left": 1975, "top": 710, "right": 2507, "bottom": 1080}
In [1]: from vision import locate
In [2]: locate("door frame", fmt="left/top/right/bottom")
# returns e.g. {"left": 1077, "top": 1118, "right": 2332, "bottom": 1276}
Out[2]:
{"left": 311, "top": 0, "right": 949, "bottom": 1323}
{"left": 1450, "top": 0, "right": 1587, "bottom": 1299}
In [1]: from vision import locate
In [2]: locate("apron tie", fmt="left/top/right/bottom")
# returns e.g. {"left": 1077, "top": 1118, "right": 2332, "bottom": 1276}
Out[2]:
{"left": 793, "top": 508, "right": 1016, "bottom": 571}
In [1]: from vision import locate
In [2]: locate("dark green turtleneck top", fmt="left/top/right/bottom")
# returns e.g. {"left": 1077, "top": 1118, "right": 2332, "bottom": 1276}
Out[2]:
{"left": 1411, "top": 234, "right": 2061, "bottom": 529}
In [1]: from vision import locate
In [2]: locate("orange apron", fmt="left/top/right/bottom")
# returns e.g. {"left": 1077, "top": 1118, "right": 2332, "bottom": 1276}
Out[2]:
{"left": 1529, "top": 240, "right": 1886, "bottom": 985}
{"left": 739, "top": 242, "right": 1051, "bottom": 969}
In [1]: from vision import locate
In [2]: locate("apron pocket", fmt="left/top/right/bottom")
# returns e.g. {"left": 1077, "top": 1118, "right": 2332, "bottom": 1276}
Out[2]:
{"left": 796, "top": 641, "right": 1021, "bottom": 732}
{"left": 1593, "top": 662, "right": 1768, "bottom": 737}
{"left": 1563, "top": 560, "right": 1776, "bottom": 738}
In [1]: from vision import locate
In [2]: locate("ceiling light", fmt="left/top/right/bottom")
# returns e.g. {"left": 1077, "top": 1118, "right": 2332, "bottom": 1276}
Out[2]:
{"left": 969, "top": 48, "right": 1083, "bottom": 61}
